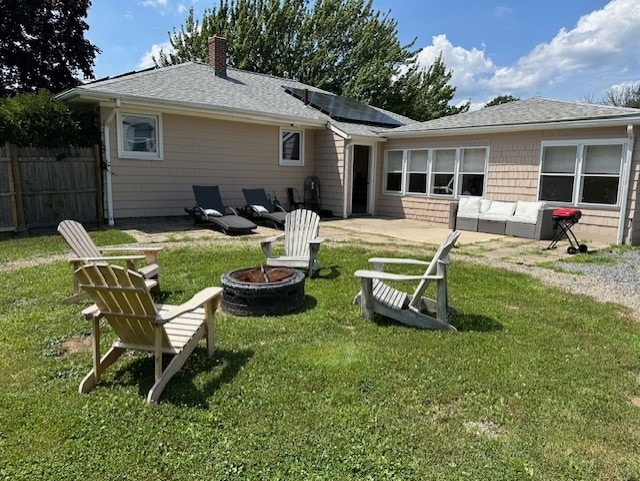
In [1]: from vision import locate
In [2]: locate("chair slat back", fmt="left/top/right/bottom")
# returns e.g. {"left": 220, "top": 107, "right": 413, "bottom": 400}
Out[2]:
{"left": 284, "top": 209, "right": 320, "bottom": 258}
{"left": 242, "top": 188, "right": 275, "bottom": 213}
{"left": 193, "top": 185, "right": 225, "bottom": 212}
{"left": 75, "top": 264, "right": 166, "bottom": 347}
{"left": 58, "top": 220, "right": 102, "bottom": 258}
{"left": 409, "top": 231, "right": 461, "bottom": 308}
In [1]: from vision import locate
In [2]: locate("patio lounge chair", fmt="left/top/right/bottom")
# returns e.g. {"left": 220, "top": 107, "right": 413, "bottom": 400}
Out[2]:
{"left": 75, "top": 263, "right": 223, "bottom": 404}
{"left": 354, "top": 231, "right": 461, "bottom": 331}
{"left": 57, "top": 219, "right": 162, "bottom": 304}
{"left": 261, "top": 209, "right": 324, "bottom": 277}
{"left": 189, "top": 185, "right": 257, "bottom": 235}
{"left": 242, "top": 188, "right": 288, "bottom": 229}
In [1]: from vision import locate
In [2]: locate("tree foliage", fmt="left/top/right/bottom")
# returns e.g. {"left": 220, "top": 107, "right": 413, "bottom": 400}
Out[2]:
{"left": 0, "top": 0, "right": 99, "bottom": 96}
{"left": 0, "top": 90, "right": 99, "bottom": 147}
{"left": 484, "top": 95, "right": 519, "bottom": 108}
{"left": 156, "top": 0, "right": 467, "bottom": 121}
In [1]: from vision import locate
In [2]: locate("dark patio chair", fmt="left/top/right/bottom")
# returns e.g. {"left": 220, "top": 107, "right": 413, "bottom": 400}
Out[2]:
{"left": 241, "top": 188, "right": 288, "bottom": 229}
{"left": 188, "top": 185, "right": 257, "bottom": 235}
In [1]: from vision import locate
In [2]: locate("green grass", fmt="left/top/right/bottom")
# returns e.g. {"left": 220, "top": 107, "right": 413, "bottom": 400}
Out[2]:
{"left": 1, "top": 234, "right": 639, "bottom": 480}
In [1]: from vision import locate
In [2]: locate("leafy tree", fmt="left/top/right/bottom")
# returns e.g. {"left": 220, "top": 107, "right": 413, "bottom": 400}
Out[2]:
{"left": 0, "top": 90, "right": 99, "bottom": 147}
{"left": 485, "top": 95, "right": 519, "bottom": 108}
{"left": 156, "top": 0, "right": 465, "bottom": 121}
{"left": 0, "top": 0, "right": 99, "bottom": 96}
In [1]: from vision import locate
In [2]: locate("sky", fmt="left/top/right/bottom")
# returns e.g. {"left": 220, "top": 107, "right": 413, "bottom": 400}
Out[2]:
{"left": 86, "top": 0, "right": 640, "bottom": 109}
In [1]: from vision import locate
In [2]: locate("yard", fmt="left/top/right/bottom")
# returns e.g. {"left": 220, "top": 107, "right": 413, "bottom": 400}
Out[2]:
{"left": 1, "top": 229, "right": 639, "bottom": 480}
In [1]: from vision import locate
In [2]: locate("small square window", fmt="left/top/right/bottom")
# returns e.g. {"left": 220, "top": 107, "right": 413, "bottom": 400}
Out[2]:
{"left": 117, "top": 113, "right": 163, "bottom": 160}
{"left": 280, "top": 128, "right": 304, "bottom": 166}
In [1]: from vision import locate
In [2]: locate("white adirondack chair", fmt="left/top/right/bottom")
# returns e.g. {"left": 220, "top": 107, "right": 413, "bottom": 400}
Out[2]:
{"left": 354, "top": 231, "right": 461, "bottom": 331}
{"left": 75, "top": 263, "right": 223, "bottom": 404}
{"left": 58, "top": 219, "right": 162, "bottom": 303}
{"left": 261, "top": 209, "right": 324, "bottom": 277}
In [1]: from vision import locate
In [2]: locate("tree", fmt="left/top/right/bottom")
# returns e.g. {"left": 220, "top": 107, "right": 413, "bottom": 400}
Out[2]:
{"left": 0, "top": 0, "right": 99, "bottom": 96}
{"left": 602, "top": 84, "right": 640, "bottom": 109}
{"left": 484, "top": 95, "right": 519, "bottom": 108}
{"left": 156, "top": 0, "right": 465, "bottom": 121}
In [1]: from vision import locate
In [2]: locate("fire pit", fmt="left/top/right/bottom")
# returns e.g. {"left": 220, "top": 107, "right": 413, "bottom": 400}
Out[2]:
{"left": 220, "top": 266, "right": 305, "bottom": 316}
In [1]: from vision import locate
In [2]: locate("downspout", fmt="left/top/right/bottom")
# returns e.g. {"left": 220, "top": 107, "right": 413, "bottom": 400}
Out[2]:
{"left": 102, "top": 98, "right": 120, "bottom": 226}
{"left": 342, "top": 141, "right": 352, "bottom": 218}
{"left": 617, "top": 124, "right": 635, "bottom": 244}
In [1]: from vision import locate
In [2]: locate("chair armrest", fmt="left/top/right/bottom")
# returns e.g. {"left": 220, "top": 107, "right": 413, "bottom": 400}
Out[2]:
{"left": 72, "top": 254, "right": 146, "bottom": 263}
{"left": 82, "top": 304, "right": 101, "bottom": 320}
{"left": 354, "top": 269, "right": 442, "bottom": 282}
{"left": 261, "top": 233, "right": 285, "bottom": 245}
{"left": 157, "top": 287, "right": 223, "bottom": 323}
{"left": 309, "top": 237, "right": 324, "bottom": 245}
{"left": 274, "top": 204, "right": 286, "bottom": 212}
{"left": 100, "top": 246, "right": 162, "bottom": 253}
{"left": 225, "top": 206, "right": 239, "bottom": 215}
{"left": 368, "top": 257, "right": 430, "bottom": 266}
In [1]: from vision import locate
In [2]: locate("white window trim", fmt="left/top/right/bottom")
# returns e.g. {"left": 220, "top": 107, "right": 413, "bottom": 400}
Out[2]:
{"left": 116, "top": 111, "right": 163, "bottom": 160}
{"left": 405, "top": 148, "right": 430, "bottom": 195}
{"left": 382, "top": 146, "right": 488, "bottom": 198}
{"left": 279, "top": 127, "right": 305, "bottom": 166}
{"left": 537, "top": 139, "right": 626, "bottom": 207}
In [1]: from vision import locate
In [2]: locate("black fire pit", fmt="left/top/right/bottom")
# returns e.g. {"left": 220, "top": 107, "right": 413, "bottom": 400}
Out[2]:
{"left": 220, "top": 266, "right": 305, "bottom": 316}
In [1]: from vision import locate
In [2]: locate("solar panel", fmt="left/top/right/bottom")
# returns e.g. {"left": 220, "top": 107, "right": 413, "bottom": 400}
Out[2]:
{"left": 284, "top": 87, "right": 403, "bottom": 128}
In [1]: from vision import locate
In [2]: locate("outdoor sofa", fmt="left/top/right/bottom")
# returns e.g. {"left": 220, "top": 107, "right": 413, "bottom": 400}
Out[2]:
{"left": 449, "top": 197, "right": 555, "bottom": 240}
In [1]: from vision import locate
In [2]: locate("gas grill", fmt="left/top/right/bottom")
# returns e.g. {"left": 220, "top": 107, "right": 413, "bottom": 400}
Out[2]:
{"left": 545, "top": 208, "right": 588, "bottom": 254}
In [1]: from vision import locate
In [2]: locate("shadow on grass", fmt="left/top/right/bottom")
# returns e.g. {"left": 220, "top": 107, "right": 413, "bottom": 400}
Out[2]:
{"left": 109, "top": 347, "right": 253, "bottom": 407}
{"left": 315, "top": 265, "right": 341, "bottom": 280}
{"left": 369, "top": 311, "right": 502, "bottom": 332}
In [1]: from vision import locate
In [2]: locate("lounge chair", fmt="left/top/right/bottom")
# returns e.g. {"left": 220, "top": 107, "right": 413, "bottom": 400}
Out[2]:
{"left": 261, "top": 209, "right": 324, "bottom": 277}
{"left": 75, "top": 263, "right": 222, "bottom": 404}
{"left": 354, "top": 231, "right": 461, "bottom": 331}
{"left": 286, "top": 187, "right": 306, "bottom": 210}
{"left": 189, "top": 185, "right": 257, "bottom": 235}
{"left": 57, "top": 219, "right": 162, "bottom": 304}
{"left": 241, "top": 188, "right": 288, "bottom": 229}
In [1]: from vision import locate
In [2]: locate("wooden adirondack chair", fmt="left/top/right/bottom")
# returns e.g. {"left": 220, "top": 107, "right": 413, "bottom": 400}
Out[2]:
{"left": 354, "top": 231, "right": 461, "bottom": 331}
{"left": 261, "top": 209, "right": 324, "bottom": 277}
{"left": 58, "top": 219, "right": 162, "bottom": 303}
{"left": 75, "top": 263, "right": 223, "bottom": 404}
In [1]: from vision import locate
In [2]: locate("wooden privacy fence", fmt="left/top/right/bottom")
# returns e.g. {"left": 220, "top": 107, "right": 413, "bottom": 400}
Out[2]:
{"left": 0, "top": 142, "right": 102, "bottom": 233}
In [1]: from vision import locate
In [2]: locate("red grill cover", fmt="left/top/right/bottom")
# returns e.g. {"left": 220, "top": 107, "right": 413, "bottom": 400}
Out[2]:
{"left": 552, "top": 208, "right": 581, "bottom": 220}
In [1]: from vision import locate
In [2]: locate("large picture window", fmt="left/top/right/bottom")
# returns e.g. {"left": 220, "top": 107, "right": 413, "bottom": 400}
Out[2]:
{"left": 383, "top": 146, "right": 487, "bottom": 197}
{"left": 117, "top": 112, "right": 163, "bottom": 160}
{"left": 280, "top": 128, "right": 304, "bottom": 166}
{"left": 539, "top": 141, "right": 624, "bottom": 206}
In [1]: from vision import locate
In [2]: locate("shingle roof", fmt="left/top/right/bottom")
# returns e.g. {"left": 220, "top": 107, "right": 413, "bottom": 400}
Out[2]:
{"left": 389, "top": 97, "right": 640, "bottom": 135}
{"left": 59, "top": 61, "right": 410, "bottom": 138}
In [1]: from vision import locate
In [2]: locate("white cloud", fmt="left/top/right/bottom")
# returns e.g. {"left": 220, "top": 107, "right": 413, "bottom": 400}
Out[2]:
{"left": 414, "top": 0, "right": 640, "bottom": 105}
{"left": 141, "top": 0, "right": 169, "bottom": 9}
{"left": 138, "top": 41, "right": 174, "bottom": 70}
{"left": 493, "top": 6, "right": 512, "bottom": 20}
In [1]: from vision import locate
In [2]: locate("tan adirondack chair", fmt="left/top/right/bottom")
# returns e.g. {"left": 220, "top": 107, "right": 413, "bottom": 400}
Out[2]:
{"left": 261, "top": 209, "right": 324, "bottom": 277}
{"left": 58, "top": 219, "right": 162, "bottom": 303}
{"left": 75, "top": 263, "right": 223, "bottom": 404}
{"left": 354, "top": 231, "right": 461, "bottom": 331}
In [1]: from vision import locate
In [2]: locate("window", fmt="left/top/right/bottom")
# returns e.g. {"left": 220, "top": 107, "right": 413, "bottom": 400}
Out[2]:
{"left": 117, "top": 113, "right": 162, "bottom": 160}
{"left": 407, "top": 150, "right": 428, "bottom": 194}
{"left": 118, "top": 113, "right": 162, "bottom": 160}
{"left": 431, "top": 149, "right": 456, "bottom": 195}
{"left": 382, "top": 146, "right": 487, "bottom": 197}
{"left": 280, "top": 128, "right": 304, "bottom": 166}
{"left": 539, "top": 141, "right": 624, "bottom": 206}
{"left": 384, "top": 150, "right": 404, "bottom": 193}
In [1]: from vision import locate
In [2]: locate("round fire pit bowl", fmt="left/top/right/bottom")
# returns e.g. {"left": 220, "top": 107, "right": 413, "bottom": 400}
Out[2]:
{"left": 220, "top": 266, "right": 305, "bottom": 316}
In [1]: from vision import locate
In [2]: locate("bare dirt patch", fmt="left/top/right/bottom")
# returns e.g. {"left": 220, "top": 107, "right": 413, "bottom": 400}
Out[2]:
{"left": 60, "top": 336, "right": 92, "bottom": 355}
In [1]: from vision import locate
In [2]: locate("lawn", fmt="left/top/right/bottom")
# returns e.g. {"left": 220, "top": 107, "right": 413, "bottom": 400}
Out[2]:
{"left": 1, "top": 231, "right": 639, "bottom": 480}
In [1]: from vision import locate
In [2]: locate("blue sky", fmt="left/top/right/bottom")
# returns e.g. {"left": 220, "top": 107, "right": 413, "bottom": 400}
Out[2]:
{"left": 86, "top": 0, "right": 640, "bottom": 108}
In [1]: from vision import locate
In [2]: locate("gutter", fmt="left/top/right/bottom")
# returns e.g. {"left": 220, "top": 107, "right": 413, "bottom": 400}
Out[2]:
{"left": 102, "top": 98, "right": 120, "bottom": 226}
{"left": 617, "top": 124, "right": 635, "bottom": 244}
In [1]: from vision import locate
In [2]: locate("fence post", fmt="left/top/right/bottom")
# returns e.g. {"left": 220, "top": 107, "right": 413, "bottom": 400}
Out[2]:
{"left": 9, "top": 143, "right": 26, "bottom": 231}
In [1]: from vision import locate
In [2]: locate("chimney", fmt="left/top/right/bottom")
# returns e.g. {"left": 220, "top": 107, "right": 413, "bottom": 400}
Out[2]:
{"left": 208, "top": 34, "right": 227, "bottom": 78}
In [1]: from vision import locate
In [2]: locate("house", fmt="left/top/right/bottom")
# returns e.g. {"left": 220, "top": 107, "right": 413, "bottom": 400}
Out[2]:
{"left": 58, "top": 35, "right": 640, "bottom": 245}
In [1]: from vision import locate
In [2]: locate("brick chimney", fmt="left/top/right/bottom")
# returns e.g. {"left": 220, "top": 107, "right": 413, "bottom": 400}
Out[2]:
{"left": 208, "top": 34, "right": 227, "bottom": 78}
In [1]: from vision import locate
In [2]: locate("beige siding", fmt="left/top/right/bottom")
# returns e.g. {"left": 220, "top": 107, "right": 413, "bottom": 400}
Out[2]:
{"left": 376, "top": 126, "right": 639, "bottom": 244}
{"left": 104, "top": 110, "right": 317, "bottom": 218}
{"left": 314, "top": 130, "right": 345, "bottom": 216}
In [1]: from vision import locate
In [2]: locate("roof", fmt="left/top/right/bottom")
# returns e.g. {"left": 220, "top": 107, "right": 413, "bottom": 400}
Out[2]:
{"left": 387, "top": 97, "right": 640, "bottom": 137}
{"left": 57, "top": 61, "right": 410, "bottom": 139}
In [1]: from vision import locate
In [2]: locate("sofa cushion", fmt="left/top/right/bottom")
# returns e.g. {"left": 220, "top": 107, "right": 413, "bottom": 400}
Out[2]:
{"left": 509, "top": 201, "right": 544, "bottom": 224}
{"left": 479, "top": 201, "right": 516, "bottom": 222}
{"left": 457, "top": 196, "right": 482, "bottom": 218}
